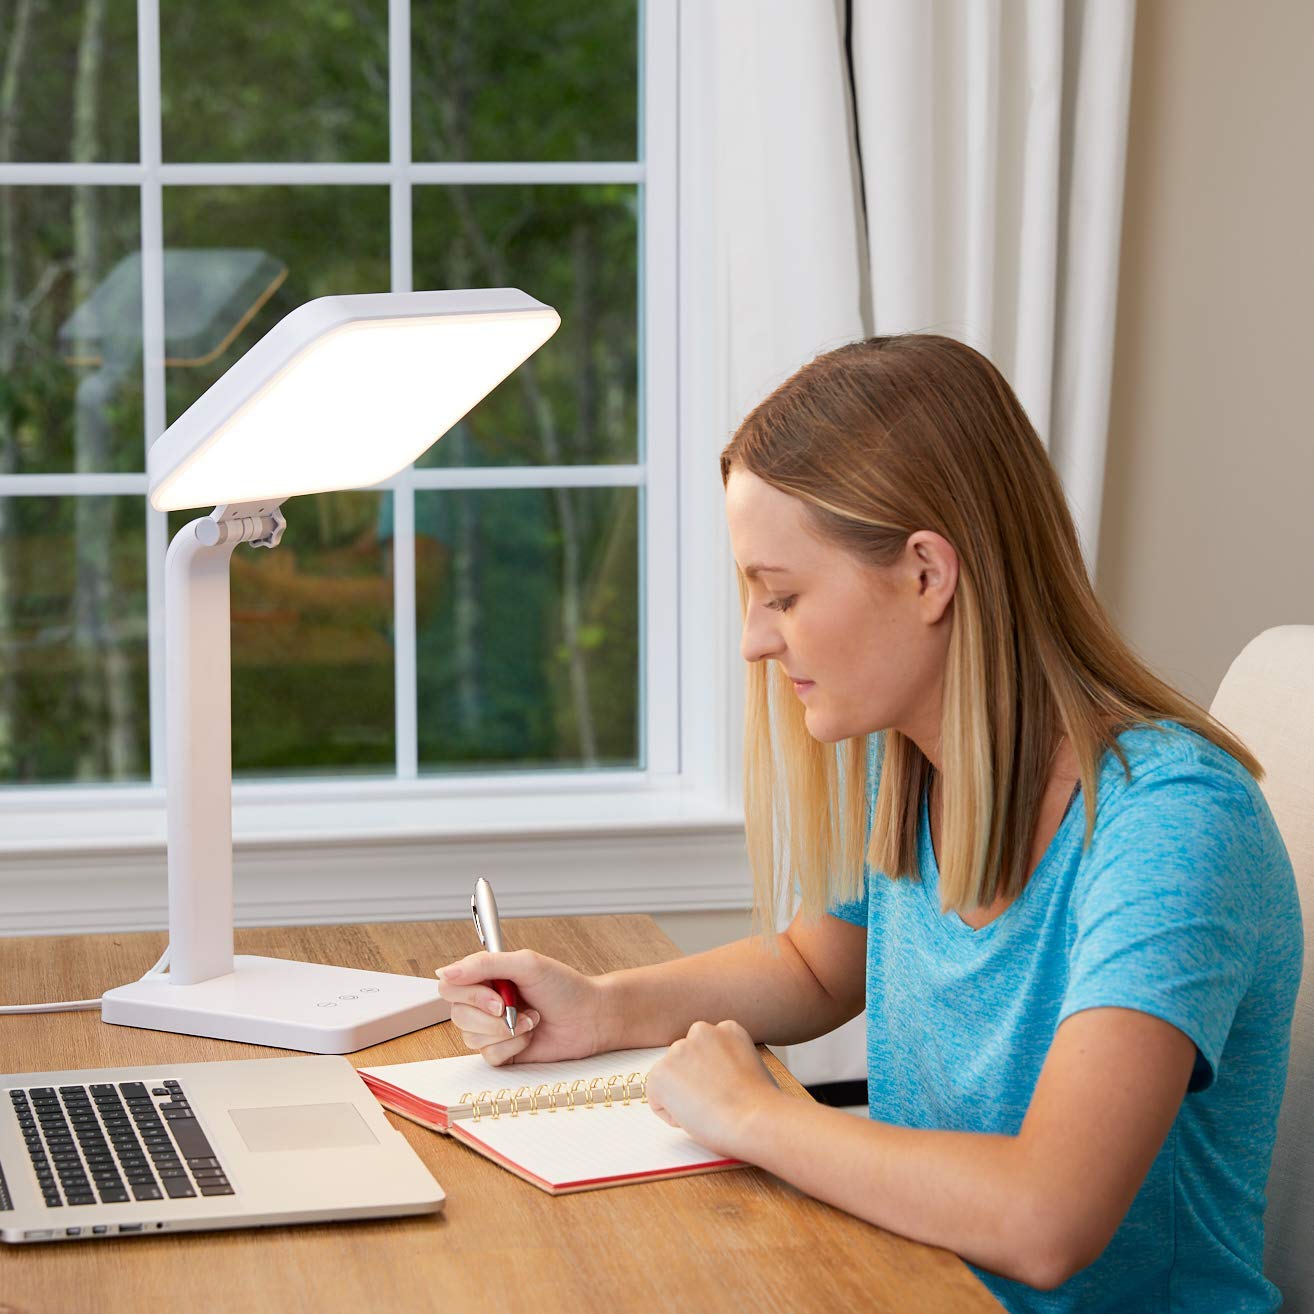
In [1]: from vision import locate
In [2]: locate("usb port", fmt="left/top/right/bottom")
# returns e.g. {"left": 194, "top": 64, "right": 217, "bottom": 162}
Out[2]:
{"left": 118, "top": 1223, "right": 145, "bottom": 1233}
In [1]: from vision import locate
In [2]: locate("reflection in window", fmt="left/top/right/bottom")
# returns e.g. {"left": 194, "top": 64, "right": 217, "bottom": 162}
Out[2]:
{"left": 161, "top": 187, "right": 390, "bottom": 427}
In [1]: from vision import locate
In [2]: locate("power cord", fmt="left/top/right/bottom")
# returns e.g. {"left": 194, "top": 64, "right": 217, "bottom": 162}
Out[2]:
{"left": 0, "top": 945, "right": 172, "bottom": 1014}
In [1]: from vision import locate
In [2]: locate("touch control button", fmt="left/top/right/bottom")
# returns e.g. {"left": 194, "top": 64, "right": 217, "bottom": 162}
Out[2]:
{"left": 317, "top": 1002, "right": 337, "bottom": 1008}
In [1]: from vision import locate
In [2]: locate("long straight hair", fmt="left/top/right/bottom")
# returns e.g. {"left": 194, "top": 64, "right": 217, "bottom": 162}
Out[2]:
{"left": 722, "top": 335, "right": 1262, "bottom": 938}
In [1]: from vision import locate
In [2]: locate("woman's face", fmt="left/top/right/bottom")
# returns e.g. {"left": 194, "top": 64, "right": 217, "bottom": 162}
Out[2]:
{"left": 724, "top": 468, "right": 958, "bottom": 750}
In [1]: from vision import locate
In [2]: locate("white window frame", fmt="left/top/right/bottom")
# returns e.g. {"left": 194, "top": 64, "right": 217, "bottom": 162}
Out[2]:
{"left": 0, "top": 0, "right": 748, "bottom": 929}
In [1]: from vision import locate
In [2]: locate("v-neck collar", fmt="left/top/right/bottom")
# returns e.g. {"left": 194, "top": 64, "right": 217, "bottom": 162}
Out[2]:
{"left": 918, "top": 779, "right": 1083, "bottom": 942}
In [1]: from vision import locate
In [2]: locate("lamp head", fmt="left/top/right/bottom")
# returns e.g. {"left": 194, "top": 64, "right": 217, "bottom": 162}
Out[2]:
{"left": 148, "top": 288, "right": 560, "bottom": 512}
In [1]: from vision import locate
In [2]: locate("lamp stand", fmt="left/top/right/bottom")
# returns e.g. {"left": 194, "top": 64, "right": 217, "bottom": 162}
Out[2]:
{"left": 101, "top": 503, "right": 449, "bottom": 1053}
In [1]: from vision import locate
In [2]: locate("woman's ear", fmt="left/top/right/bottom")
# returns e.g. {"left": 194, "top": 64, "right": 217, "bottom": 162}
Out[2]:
{"left": 907, "top": 531, "right": 958, "bottom": 625}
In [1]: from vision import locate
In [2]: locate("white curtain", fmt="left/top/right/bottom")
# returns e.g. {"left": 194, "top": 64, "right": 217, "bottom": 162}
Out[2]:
{"left": 853, "top": 0, "right": 1137, "bottom": 568}
{"left": 698, "top": 0, "right": 1137, "bottom": 1086}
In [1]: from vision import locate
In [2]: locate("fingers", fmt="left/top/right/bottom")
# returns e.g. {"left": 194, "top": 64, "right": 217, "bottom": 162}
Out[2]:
{"left": 451, "top": 1000, "right": 539, "bottom": 1048}
{"left": 436, "top": 949, "right": 534, "bottom": 991}
{"left": 441, "top": 982, "right": 513, "bottom": 1016}
{"left": 465, "top": 1010, "right": 541, "bottom": 1067}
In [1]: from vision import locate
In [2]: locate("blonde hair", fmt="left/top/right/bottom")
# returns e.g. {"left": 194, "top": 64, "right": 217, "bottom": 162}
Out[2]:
{"left": 721, "top": 335, "right": 1262, "bottom": 941}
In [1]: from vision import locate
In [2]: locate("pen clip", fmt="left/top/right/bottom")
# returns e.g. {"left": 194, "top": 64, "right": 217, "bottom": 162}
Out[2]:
{"left": 471, "top": 896, "right": 486, "bottom": 947}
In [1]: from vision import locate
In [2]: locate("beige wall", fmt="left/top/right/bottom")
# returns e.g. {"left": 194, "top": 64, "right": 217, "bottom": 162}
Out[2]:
{"left": 1098, "top": 0, "right": 1314, "bottom": 705}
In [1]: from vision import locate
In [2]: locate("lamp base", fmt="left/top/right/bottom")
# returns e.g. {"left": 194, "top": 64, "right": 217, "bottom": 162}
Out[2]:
{"left": 101, "top": 955, "right": 451, "bottom": 1054}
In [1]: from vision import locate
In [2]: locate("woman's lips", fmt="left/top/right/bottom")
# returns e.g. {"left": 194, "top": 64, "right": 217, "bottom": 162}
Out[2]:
{"left": 791, "top": 679, "right": 815, "bottom": 697}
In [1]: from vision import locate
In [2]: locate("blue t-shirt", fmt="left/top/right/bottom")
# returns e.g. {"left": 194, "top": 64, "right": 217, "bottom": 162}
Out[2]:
{"left": 827, "top": 721, "right": 1302, "bottom": 1313}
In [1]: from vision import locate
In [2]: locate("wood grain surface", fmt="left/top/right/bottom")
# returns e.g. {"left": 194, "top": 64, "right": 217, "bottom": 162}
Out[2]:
{"left": 0, "top": 915, "right": 1002, "bottom": 1313}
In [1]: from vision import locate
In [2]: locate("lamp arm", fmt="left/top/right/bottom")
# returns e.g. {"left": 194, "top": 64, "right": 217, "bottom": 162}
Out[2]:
{"left": 164, "top": 500, "right": 285, "bottom": 986}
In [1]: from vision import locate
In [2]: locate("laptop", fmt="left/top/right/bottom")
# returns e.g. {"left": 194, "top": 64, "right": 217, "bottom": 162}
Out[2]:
{"left": 0, "top": 1054, "right": 444, "bottom": 1243}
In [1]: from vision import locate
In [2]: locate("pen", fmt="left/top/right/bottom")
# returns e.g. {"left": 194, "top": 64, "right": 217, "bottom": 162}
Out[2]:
{"left": 471, "top": 877, "right": 521, "bottom": 1036}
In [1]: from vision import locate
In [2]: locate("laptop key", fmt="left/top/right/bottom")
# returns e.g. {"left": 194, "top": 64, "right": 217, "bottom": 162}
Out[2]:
{"left": 99, "top": 1187, "right": 129, "bottom": 1203}
{"left": 167, "top": 1116, "right": 217, "bottom": 1160}
{"left": 162, "top": 1177, "right": 196, "bottom": 1199}
{"left": 131, "top": 1183, "right": 163, "bottom": 1201}
{"left": 199, "top": 1183, "right": 235, "bottom": 1196}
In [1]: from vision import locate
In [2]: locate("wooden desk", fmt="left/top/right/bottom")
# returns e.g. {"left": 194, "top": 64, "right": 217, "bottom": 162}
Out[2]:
{"left": 0, "top": 916, "right": 1003, "bottom": 1313}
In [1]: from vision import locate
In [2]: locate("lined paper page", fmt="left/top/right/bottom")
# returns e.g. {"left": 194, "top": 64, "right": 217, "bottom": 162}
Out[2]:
{"left": 458, "top": 1097, "right": 731, "bottom": 1188}
{"left": 358, "top": 1047, "right": 671, "bottom": 1113}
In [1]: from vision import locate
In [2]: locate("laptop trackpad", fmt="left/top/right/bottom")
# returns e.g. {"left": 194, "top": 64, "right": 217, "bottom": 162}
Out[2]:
{"left": 228, "top": 1103, "right": 379, "bottom": 1152}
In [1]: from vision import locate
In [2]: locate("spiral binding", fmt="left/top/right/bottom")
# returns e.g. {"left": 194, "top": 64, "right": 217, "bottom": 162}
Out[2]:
{"left": 458, "top": 1070, "right": 648, "bottom": 1122}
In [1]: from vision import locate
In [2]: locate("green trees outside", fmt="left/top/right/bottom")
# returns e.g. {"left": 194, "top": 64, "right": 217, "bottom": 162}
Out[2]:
{"left": 0, "top": 0, "right": 641, "bottom": 783}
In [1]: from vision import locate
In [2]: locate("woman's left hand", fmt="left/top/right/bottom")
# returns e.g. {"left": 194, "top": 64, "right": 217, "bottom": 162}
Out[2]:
{"left": 645, "top": 1019, "right": 784, "bottom": 1161}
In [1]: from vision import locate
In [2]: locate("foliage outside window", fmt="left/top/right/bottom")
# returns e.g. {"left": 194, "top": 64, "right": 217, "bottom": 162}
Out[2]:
{"left": 0, "top": 0, "right": 647, "bottom": 787}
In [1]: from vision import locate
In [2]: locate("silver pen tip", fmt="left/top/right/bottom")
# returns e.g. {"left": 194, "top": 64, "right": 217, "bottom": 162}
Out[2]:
{"left": 505, "top": 1006, "right": 518, "bottom": 1035}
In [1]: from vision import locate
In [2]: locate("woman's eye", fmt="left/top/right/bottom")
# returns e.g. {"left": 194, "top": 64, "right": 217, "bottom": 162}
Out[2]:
{"left": 766, "top": 595, "right": 797, "bottom": 613}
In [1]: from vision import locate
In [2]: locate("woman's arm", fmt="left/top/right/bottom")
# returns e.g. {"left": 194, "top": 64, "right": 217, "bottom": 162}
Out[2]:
{"left": 736, "top": 1006, "right": 1195, "bottom": 1290}
{"left": 596, "top": 911, "right": 867, "bottom": 1050}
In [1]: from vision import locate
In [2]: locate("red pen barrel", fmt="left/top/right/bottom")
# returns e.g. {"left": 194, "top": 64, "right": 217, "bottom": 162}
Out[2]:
{"left": 492, "top": 979, "right": 521, "bottom": 1015}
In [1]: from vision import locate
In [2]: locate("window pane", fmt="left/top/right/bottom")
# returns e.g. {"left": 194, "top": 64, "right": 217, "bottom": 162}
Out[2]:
{"left": 412, "top": 185, "right": 638, "bottom": 466}
{"left": 414, "top": 486, "right": 639, "bottom": 771}
{"left": 0, "top": 496, "right": 148, "bottom": 783}
{"left": 0, "top": 3, "right": 138, "bottom": 164}
{"left": 167, "top": 492, "right": 395, "bottom": 777}
{"left": 161, "top": 186, "right": 390, "bottom": 426}
{"left": 0, "top": 187, "right": 145, "bottom": 474}
{"left": 160, "top": 2, "right": 388, "bottom": 163}
{"left": 412, "top": 0, "right": 638, "bottom": 162}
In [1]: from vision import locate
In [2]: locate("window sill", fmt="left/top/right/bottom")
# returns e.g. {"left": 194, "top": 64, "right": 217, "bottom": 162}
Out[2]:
{"left": 0, "top": 776, "right": 753, "bottom": 936}
{"left": 0, "top": 773, "right": 744, "bottom": 857}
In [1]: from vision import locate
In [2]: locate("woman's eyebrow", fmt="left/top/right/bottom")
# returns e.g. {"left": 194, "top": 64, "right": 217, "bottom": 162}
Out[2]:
{"left": 742, "top": 563, "right": 791, "bottom": 578}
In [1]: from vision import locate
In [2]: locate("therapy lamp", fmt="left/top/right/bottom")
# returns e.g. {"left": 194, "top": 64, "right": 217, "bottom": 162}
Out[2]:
{"left": 100, "top": 288, "right": 560, "bottom": 1052}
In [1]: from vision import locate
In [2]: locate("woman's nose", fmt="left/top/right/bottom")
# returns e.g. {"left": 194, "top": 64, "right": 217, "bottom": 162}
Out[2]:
{"left": 741, "top": 609, "right": 783, "bottom": 664}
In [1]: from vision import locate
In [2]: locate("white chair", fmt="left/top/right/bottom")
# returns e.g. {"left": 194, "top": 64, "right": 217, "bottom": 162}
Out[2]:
{"left": 1210, "top": 626, "right": 1314, "bottom": 1309}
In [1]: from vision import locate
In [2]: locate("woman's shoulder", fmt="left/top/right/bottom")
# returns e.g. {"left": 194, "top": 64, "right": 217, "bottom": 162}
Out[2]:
{"left": 1077, "top": 719, "right": 1275, "bottom": 886}
{"left": 1082, "top": 719, "right": 1295, "bottom": 910}
{"left": 1097, "top": 718, "right": 1260, "bottom": 812}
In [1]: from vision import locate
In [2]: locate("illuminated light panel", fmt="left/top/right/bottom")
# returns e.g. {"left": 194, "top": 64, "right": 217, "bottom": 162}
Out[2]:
{"left": 149, "top": 290, "right": 559, "bottom": 511}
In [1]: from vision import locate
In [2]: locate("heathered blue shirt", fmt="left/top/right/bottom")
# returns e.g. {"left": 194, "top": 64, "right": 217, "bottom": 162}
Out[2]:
{"left": 827, "top": 721, "right": 1302, "bottom": 1313}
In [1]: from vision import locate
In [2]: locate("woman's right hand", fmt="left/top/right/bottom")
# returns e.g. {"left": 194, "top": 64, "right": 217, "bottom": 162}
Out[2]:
{"left": 436, "top": 948, "right": 613, "bottom": 1068}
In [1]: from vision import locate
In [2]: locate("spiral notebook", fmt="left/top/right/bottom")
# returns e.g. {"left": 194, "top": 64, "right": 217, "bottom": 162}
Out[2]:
{"left": 356, "top": 1046, "right": 746, "bottom": 1195}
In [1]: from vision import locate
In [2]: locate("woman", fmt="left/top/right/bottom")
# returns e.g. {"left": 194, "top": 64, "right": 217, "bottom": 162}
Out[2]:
{"left": 435, "top": 335, "right": 1302, "bottom": 1312}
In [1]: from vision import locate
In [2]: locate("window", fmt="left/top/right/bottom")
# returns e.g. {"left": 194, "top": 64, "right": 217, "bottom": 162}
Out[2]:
{"left": 0, "top": 1, "right": 721, "bottom": 857}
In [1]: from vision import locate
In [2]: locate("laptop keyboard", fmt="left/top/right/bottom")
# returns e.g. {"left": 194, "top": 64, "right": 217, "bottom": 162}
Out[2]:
{"left": 7, "top": 1079, "right": 234, "bottom": 1209}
